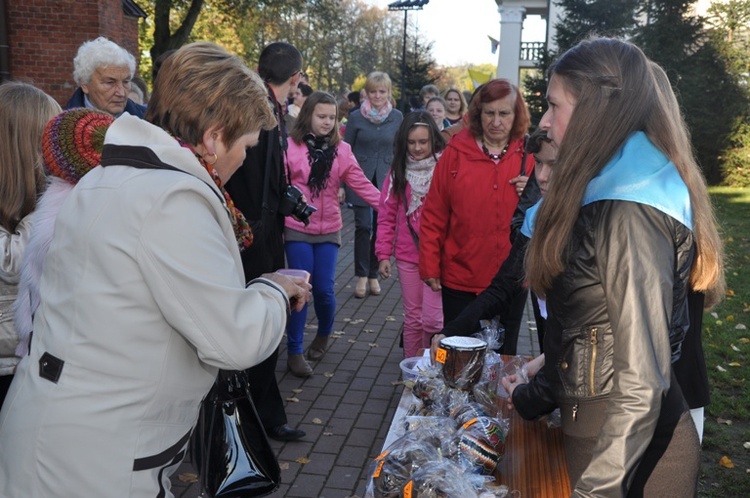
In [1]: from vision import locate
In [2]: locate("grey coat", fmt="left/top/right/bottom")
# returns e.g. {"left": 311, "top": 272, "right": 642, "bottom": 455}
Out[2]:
{"left": 343, "top": 108, "right": 403, "bottom": 206}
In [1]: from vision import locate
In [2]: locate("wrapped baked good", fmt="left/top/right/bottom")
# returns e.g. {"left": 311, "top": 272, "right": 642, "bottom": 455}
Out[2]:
{"left": 368, "top": 432, "right": 441, "bottom": 498}
{"left": 401, "top": 460, "right": 480, "bottom": 498}
{"left": 435, "top": 336, "right": 487, "bottom": 391}
{"left": 455, "top": 416, "right": 508, "bottom": 475}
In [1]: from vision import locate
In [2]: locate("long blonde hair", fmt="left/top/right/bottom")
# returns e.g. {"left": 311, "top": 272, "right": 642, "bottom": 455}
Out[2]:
{"left": 0, "top": 82, "right": 61, "bottom": 231}
{"left": 526, "top": 37, "right": 725, "bottom": 306}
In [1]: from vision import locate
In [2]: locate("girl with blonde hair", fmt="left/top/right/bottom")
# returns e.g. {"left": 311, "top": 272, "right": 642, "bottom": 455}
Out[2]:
{"left": 0, "top": 82, "right": 61, "bottom": 409}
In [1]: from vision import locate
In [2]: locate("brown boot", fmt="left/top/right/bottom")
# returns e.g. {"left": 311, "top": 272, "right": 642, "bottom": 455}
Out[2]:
{"left": 307, "top": 335, "right": 329, "bottom": 361}
{"left": 287, "top": 354, "right": 313, "bottom": 377}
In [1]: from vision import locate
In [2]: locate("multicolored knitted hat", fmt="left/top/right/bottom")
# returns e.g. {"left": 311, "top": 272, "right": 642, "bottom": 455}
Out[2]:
{"left": 42, "top": 108, "right": 114, "bottom": 185}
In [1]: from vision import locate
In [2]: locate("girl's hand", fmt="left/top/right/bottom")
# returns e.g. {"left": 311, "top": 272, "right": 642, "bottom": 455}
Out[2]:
{"left": 338, "top": 187, "right": 346, "bottom": 203}
{"left": 510, "top": 175, "right": 528, "bottom": 197}
{"left": 430, "top": 333, "right": 446, "bottom": 365}
{"left": 378, "top": 260, "right": 392, "bottom": 279}
{"left": 501, "top": 374, "right": 528, "bottom": 408}
{"left": 525, "top": 353, "right": 545, "bottom": 378}
{"left": 424, "top": 277, "right": 441, "bottom": 292}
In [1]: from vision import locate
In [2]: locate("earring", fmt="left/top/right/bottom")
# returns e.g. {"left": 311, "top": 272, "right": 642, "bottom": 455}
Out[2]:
{"left": 205, "top": 152, "right": 218, "bottom": 165}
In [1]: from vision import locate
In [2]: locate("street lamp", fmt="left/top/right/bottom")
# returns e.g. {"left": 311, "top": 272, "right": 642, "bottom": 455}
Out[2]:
{"left": 387, "top": 0, "right": 429, "bottom": 110}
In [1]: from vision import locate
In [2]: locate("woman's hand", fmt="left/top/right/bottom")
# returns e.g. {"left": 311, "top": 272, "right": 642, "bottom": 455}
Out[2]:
{"left": 501, "top": 373, "right": 528, "bottom": 409}
{"left": 338, "top": 187, "right": 346, "bottom": 203}
{"left": 509, "top": 175, "right": 528, "bottom": 197}
{"left": 430, "top": 333, "right": 446, "bottom": 364}
{"left": 378, "top": 260, "right": 392, "bottom": 279}
{"left": 525, "top": 353, "right": 545, "bottom": 378}
{"left": 424, "top": 277, "right": 441, "bottom": 292}
{"left": 263, "top": 273, "right": 312, "bottom": 312}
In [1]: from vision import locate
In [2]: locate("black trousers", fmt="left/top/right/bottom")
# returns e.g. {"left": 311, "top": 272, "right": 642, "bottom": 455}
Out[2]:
{"left": 441, "top": 285, "right": 528, "bottom": 355}
{"left": 0, "top": 375, "right": 14, "bottom": 411}
{"left": 530, "top": 291, "right": 546, "bottom": 354}
{"left": 244, "top": 348, "right": 286, "bottom": 430}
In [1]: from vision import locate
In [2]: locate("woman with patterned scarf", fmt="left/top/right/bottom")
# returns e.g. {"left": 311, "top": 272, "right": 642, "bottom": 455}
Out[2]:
{"left": 343, "top": 71, "right": 404, "bottom": 299}
{"left": 375, "top": 111, "right": 446, "bottom": 359}
{"left": 0, "top": 43, "right": 311, "bottom": 497}
{"left": 284, "top": 91, "right": 380, "bottom": 377}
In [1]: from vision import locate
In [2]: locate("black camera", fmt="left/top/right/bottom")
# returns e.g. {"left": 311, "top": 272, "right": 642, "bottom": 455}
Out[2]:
{"left": 278, "top": 185, "right": 317, "bottom": 226}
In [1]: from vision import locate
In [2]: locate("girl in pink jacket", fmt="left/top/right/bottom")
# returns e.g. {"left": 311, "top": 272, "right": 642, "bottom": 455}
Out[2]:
{"left": 284, "top": 92, "right": 380, "bottom": 376}
{"left": 376, "top": 111, "right": 446, "bottom": 359}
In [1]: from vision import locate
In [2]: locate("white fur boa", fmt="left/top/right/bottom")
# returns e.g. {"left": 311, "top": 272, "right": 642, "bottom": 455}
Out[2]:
{"left": 13, "top": 178, "right": 74, "bottom": 357}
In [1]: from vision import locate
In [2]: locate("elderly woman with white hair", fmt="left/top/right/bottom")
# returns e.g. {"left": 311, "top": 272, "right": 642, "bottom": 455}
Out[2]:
{"left": 65, "top": 36, "right": 147, "bottom": 118}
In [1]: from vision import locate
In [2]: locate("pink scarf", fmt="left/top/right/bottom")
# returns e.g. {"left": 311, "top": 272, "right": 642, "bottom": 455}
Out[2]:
{"left": 360, "top": 98, "right": 393, "bottom": 124}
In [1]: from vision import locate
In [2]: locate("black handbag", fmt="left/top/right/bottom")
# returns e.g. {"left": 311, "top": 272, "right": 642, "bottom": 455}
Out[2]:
{"left": 193, "top": 370, "right": 281, "bottom": 497}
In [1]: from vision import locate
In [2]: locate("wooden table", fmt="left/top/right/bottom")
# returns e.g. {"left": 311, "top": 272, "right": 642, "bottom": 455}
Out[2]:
{"left": 494, "top": 405, "right": 571, "bottom": 497}
{"left": 384, "top": 354, "right": 571, "bottom": 497}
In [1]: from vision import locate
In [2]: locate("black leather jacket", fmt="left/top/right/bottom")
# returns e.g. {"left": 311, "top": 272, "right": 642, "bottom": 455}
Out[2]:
{"left": 513, "top": 200, "right": 694, "bottom": 496}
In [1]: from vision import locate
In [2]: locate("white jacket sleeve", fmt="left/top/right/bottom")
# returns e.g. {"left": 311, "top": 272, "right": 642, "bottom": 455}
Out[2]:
{"left": 136, "top": 184, "right": 288, "bottom": 371}
{"left": 0, "top": 216, "right": 32, "bottom": 284}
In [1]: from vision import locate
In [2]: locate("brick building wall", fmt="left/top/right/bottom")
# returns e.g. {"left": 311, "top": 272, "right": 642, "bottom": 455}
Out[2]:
{"left": 5, "top": 0, "right": 142, "bottom": 105}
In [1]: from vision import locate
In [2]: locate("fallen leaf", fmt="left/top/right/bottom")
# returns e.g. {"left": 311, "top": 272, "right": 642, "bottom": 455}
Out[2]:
{"left": 364, "top": 329, "right": 375, "bottom": 333}
{"left": 368, "top": 343, "right": 379, "bottom": 348}
{"left": 392, "top": 380, "right": 404, "bottom": 386}
{"left": 717, "top": 417, "right": 733, "bottom": 425}
{"left": 178, "top": 473, "right": 199, "bottom": 483}
{"left": 350, "top": 319, "right": 365, "bottom": 324}
{"left": 295, "top": 457, "right": 310, "bottom": 464}
{"left": 727, "top": 289, "right": 735, "bottom": 297}
{"left": 292, "top": 388, "right": 303, "bottom": 394}
{"left": 348, "top": 339, "right": 357, "bottom": 343}
{"left": 305, "top": 324, "right": 319, "bottom": 329}
{"left": 717, "top": 365, "right": 727, "bottom": 372}
{"left": 727, "top": 315, "right": 735, "bottom": 321}
{"left": 324, "top": 371, "right": 334, "bottom": 378}
{"left": 711, "top": 312, "right": 719, "bottom": 319}
{"left": 312, "top": 418, "right": 323, "bottom": 424}
{"left": 332, "top": 331, "right": 345, "bottom": 336}
{"left": 286, "top": 397, "right": 300, "bottom": 403}
{"left": 716, "top": 320, "right": 724, "bottom": 325}
{"left": 343, "top": 318, "right": 351, "bottom": 322}
{"left": 323, "top": 431, "right": 334, "bottom": 436}
{"left": 729, "top": 362, "right": 742, "bottom": 367}
{"left": 385, "top": 316, "right": 396, "bottom": 321}
{"left": 738, "top": 337, "right": 750, "bottom": 343}
{"left": 743, "top": 442, "right": 750, "bottom": 450}
{"left": 737, "top": 324, "right": 748, "bottom": 330}
{"left": 732, "top": 344, "right": 741, "bottom": 352}
{"left": 719, "top": 456, "right": 734, "bottom": 468}
{"left": 279, "top": 462, "right": 290, "bottom": 470}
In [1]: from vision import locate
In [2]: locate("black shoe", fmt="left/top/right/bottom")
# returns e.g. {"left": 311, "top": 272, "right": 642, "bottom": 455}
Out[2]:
{"left": 267, "top": 424, "right": 305, "bottom": 442}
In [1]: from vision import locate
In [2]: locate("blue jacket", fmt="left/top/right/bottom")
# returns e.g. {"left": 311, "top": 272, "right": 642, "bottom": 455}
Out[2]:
{"left": 65, "top": 87, "right": 147, "bottom": 119}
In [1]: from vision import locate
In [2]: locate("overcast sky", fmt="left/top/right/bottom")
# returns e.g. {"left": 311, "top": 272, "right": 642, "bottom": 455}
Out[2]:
{"left": 364, "top": 0, "right": 547, "bottom": 66}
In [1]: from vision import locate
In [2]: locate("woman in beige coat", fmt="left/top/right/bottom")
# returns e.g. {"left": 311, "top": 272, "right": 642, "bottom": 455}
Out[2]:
{"left": 0, "top": 43, "right": 310, "bottom": 497}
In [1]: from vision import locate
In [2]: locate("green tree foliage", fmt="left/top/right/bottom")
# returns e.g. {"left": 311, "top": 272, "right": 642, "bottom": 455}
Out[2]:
{"left": 705, "top": 0, "right": 750, "bottom": 186}
{"left": 553, "top": 0, "right": 640, "bottom": 50}
{"left": 635, "top": 0, "right": 748, "bottom": 184}
{"left": 137, "top": 0, "right": 437, "bottom": 99}
{"left": 524, "top": 0, "right": 641, "bottom": 126}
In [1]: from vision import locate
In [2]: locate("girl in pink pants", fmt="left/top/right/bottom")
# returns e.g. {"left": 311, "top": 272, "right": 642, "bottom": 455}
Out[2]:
{"left": 376, "top": 111, "right": 446, "bottom": 358}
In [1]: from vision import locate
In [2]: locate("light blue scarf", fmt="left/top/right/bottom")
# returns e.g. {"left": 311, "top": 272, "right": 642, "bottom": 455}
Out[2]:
{"left": 521, "top": 131, "right": 692, "bottom": 238}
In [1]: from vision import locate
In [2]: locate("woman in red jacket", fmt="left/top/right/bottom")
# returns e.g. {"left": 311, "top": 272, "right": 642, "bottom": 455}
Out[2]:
{"left": 419, "top": 79, "right": 534, "bottom": 354}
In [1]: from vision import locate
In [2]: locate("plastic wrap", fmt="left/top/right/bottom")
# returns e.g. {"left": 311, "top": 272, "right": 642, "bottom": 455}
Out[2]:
{"left": 436, "top": 336, "right": 487, "bottom": 391}
{"left": 475, "top": 317, "right": 505, "bottom": 351}
{"left": 400, "top": 460, "right": 481, "bottom": 498}
{"left": 367, "top": 431, "right": 442, "bottom": 498}
{"left": 454, "top": 416, "right": 509, "bottom": 476}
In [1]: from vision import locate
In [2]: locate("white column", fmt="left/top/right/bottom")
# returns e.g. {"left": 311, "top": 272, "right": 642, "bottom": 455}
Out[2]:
{"left": 496, "top": 6, "right": 525, "bottom": 86}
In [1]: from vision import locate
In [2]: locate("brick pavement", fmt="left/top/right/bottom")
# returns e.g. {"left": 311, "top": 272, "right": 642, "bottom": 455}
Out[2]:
{"left": 170, "top": 207, "right": 540, "bottom": 498}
